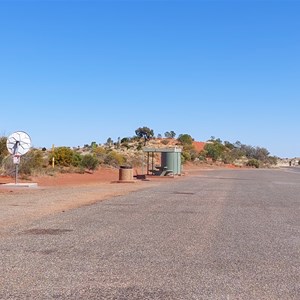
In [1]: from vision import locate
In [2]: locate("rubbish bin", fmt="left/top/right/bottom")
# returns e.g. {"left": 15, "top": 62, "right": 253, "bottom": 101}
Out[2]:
{"left": 119, "top": 166, "right": 133, "bottom": 181}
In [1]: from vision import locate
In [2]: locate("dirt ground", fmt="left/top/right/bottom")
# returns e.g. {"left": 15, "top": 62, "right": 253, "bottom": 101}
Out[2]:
{"left": 0, "top": 167, "right": 120, "bottom": 187}
{"left": 0, "top": 163, "right": 222, "bottom": 188}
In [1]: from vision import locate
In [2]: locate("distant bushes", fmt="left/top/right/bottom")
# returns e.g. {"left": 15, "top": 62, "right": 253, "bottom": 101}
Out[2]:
{"left": 1, "top": 145, "right": 124, "bottom": 178}
{"left": 195, "top": 138, "right": 277, "bottom": 168}
{"left": 45, "top": 146, "right": 125, "bottom": 172}
{"left": 0, "top": 129, "right": 280, "bottom": 178}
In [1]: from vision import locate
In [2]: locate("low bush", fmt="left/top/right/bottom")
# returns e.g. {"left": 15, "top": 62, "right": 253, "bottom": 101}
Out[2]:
{"left": 104, "top": 151, "right": 126, "bottom": 167}
{"left": 80, "top": 154, "right": 99, "bottom": 171}
{"left": 1, "top": 149, "right": 44, "bottom": 176}
{"left": 49, "top": 147, "right": 82, "bottom": 167}
{"left": 20, "top": 149, "right": 44, "bottom": 175}
{"left": 246, "top": 159, "right": 260, "bottom": 168}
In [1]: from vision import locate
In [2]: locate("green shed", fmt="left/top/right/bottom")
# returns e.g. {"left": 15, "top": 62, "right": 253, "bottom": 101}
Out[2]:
{"left": 143, "top": 147, "right": 182, "bottom": 176}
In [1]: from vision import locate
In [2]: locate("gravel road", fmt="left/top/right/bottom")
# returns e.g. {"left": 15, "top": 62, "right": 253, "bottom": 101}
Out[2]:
{"left": 0, "top": 169, "right": 299, "bottom": 299}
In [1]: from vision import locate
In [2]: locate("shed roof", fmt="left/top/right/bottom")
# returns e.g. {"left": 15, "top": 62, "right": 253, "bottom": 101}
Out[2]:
{"left": 143, "top": 147, "right": 182, "bottom": 153}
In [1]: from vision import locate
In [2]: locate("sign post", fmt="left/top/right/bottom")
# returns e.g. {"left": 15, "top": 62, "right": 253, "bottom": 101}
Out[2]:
{"left": 13, "top": 155, "right": 20, "bottom": 184}
{"left": 6, "top": 131, "right": 32, "bottom": 185}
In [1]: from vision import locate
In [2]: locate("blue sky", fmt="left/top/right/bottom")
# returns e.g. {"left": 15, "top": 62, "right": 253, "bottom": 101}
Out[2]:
{"left": 0, "top": 0, "right": 299, "bottom": 158}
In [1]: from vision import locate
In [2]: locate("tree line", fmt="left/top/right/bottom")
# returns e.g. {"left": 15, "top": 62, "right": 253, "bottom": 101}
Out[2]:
{"left": 0, "top": 126, "right": 278, "bottom": 177}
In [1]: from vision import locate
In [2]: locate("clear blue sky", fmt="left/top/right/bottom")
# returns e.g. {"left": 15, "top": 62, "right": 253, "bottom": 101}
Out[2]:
{"left": 0, "top": 0, "right": 299, "bottom": 158}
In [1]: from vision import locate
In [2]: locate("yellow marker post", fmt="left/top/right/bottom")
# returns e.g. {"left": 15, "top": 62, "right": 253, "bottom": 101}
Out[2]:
{"left": 52, "top": 144, "right": 55, "bottom": 168}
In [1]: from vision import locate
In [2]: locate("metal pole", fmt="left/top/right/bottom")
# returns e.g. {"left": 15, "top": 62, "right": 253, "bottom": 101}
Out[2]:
{"left": 15, "top": 164, "right": 18, "bottom": 184}
{"left": 152, "top": 152, "right": 154, "bottom": 174}
{"left": 147, "top": 152, "right": 150, "bottom": 175}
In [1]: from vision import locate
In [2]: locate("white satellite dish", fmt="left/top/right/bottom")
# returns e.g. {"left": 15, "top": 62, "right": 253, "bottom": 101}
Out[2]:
{"left": 6, "top": 131, "right": 32, "bottom": 156}
{"left": 6, "top": 131, "right": 32, "bottom": 184}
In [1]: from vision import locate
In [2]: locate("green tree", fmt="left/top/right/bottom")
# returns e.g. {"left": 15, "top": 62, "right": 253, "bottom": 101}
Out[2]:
{"left": 177, "top": 134, "right": 193, "bottom": 145}
{"left": 177, "top": 134, "right": 196, "bottom": 162}
{"left": 165, "top": 131, "right": 176, "bottom": 138}
{"left": 106, "top": 137, "right": 113, "bottom": 147}
{"left": 203, "top": 141, "right": 226, "bottom": 162}
{"left": 170, "top": 131, "right": 176, "bottom": 138}
{"left": 135, "top": 126, "right": 154, "bottom": 145}
{"left": 90, "top": 141, "right": 97, "bottom": 149}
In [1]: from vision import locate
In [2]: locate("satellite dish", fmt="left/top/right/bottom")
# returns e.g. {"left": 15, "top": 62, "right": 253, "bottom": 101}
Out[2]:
{"left": 6, "top": 131, "right": 32, "bottom": 156}
{"left": 6, "top": 131, "right": 32, "bottom": 185}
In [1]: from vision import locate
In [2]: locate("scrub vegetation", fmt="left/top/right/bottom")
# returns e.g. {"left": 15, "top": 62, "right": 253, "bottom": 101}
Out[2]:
{"left": 0, "top": 126, "right": 278, "bottom": 177}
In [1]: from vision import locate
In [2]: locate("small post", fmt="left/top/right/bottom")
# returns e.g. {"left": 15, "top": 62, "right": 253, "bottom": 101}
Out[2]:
{"left": 15, "top": 164, "right": 18, "bottom": 184}
{"left": 152, "top": 152, "right": 154, "bottom": 174}
{"left": 52, "top": 144, "right": 55, "bottom": 168}
{"left": 147, "top": 152, "right": 150, "bottom": 175}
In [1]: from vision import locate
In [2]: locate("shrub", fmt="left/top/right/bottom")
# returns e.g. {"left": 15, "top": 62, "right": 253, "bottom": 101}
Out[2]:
{"left": 104, "top": 151, "right": 126, "bottom": 167}
{"left": 80, "top": 154, "right": 99, "bottom": 171}
{"left": 198, "top": 155, "right": 206, "bottom": 162}
{"left": 204, "top": 142, "right": 226, "bottom": 162}
{"left": 246, "top": 159, "right": 260, "bottom": 168}
{"left": 121, "top": 137, "right": 130, "bottom": 144}
{"left": 0, "top": 136, "right": 8, "bottom": 165}
{"left": 1, "top": 156, "right": 14, "bottom": 176}
{"left": 2, "top": 149, "right": 44, "bottom": 176}
{"left": 92, "top": 147, "right": 126, "bottom": 167}
{"left": 72, "top": 152, "right": 82, "bottom": 167}
{"left": 93, "top": 146, "right": 107, "bottom": 164}
{"left": 181, "top": 151, "right": 191, "bottom": 163}
{"left": 221, "top": 152, "right": 235, "bottom": 164}
{"left": 49, "top": 147, "right": 82, "bottom": 167}
{"left": 136, "top": 142, "right": 143, "bottom": 151}
{"left": 266, "top": 156, "right": 278, "bottom": 166}
{"left": 121, "top": 142, "right": 131, "bottom": 150}
{"left": 19, "top": 149, "right": 44, "bottom": 175}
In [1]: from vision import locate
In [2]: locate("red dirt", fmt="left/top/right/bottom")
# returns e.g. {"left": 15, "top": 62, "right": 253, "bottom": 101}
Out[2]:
{"left": 0, "top": 167, "right": 119, "bottom": 187}
{"left": 32, "top": 167, "right": 120, "bottom": 187}
{"left": 193, "top": 141, "right": 206, "bottom": 152}
{"left": 0, "top": 163, "right": 240, "bottom": 188}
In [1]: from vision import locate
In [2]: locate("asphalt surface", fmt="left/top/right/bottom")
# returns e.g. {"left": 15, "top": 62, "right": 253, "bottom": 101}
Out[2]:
{"left": 0, "top": 169, "right": 299, "bottom": 299}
